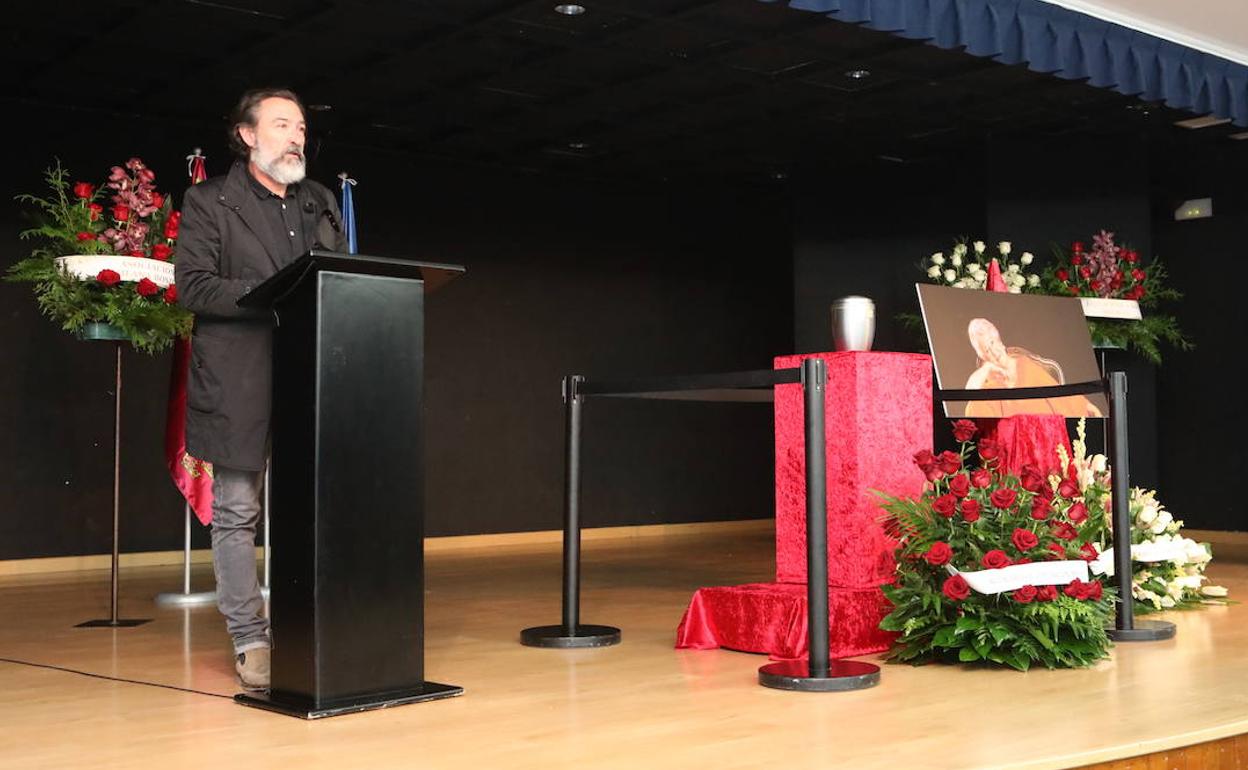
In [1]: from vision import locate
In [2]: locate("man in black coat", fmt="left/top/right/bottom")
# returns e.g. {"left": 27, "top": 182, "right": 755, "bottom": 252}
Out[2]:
{"left": 174, "top": 87, "right": 349, "bottom": 690}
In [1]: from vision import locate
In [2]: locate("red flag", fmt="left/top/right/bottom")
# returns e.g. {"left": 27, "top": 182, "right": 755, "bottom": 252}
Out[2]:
{"left": 986, "top": 258, "right": 1008, "bottom": 292}
{"left": 165, "top": 151, "right": 214, "bottom": 525}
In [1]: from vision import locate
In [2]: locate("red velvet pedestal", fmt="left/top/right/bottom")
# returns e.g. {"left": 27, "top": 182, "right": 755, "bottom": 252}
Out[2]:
{"left": 676, "top": 352, "right": 932, "bottom": 659}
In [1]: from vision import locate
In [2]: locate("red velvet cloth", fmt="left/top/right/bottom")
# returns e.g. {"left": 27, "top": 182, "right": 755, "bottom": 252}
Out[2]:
{"left": 773, "top": 351, "right": 932, "bottom": 586}
{"left": 675, "top": 583, "right": 896, "bottom": 659}
{"left": 976, "top": 415, "right": 1072, "bottom": 478}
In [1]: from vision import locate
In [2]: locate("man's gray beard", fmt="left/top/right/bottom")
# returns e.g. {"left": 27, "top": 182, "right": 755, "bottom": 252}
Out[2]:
{"left": 253, "top": 147, "right": 306, "bottom": 185}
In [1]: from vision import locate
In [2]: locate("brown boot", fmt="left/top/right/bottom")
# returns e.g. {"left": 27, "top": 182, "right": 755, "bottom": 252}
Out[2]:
{"left": 235, "top": 647, "right": 271, "bottom": 691}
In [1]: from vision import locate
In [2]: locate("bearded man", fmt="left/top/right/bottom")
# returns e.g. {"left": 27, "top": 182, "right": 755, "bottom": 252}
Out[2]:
{"left": 174, "top": 88, "right": 349, "bottom": 690}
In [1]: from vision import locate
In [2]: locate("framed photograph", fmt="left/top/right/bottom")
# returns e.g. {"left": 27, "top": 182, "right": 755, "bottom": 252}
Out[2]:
{"left": 916, "top": 284, "right": 1108, "bottom": 419}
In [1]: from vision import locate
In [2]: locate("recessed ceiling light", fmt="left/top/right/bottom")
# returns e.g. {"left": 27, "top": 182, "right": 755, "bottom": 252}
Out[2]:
{"left": 1174, "top": 114, "right": 1231, "bottom": 129}
{"left": 308, "top": 104, "right": 332, "bottom": 112}
{"left": 845, "top": 69, "right": 871, "bottom": 80}
{"left": 555, "top": 4, "right": 586, "bottom": 15}
{"left": 771, "top": 171, "right": 788, "bottom": 181}
{"left": 568, "top": 141, "right": 589, "bottom": 150}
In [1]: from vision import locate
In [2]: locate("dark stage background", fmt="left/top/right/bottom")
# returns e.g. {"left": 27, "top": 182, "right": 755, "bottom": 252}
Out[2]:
{"left": 2, "top": 108, "right": 1245, "bottom": 560}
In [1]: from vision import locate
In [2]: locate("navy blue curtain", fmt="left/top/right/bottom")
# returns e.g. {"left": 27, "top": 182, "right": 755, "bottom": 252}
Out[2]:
{"left": 766, "top": 0, "right": 1248, "bottom": 126}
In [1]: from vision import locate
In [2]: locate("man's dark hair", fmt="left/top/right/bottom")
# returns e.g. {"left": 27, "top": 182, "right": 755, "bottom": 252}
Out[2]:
{"left": 228, "top": 87, "right": 306, "bottom": 158}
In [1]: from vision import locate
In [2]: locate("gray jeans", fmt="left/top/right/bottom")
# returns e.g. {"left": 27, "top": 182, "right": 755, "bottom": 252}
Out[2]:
{"left": 211, "top": 466, "right": 270, "bottom": 654}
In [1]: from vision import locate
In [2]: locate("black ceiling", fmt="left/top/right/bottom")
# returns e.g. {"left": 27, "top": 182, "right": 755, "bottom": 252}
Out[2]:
{"left": 4, "top": 0, "right": 1241, "bottom": 183}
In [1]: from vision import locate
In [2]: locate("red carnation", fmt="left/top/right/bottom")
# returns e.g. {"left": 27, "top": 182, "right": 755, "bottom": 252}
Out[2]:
{"left": 1029, "top": 497, "right": 1052, "bottom": 520}
{"left": 112, "top": 204, "right": 130, "bottom": 222}
{"left": 924, "top": 541, "right": 952, "bottom": 566}
{"left": 151, "top": 243, "right": 173, "bottom": 261}
{"left": 1011, "top": 528, "right": 1039, "bottom": 552}
{"left": 978, "top": 438, "right": 1003, "bottom": 462}
{"left": 163, "top": 284, "right": 178, "bottom": 304}
{"left": 1057, "top": 479, "right": 1080, "bottom": 499}
{"left": 936, "top": 451, "right": 962, "bottom": 475}
{"left": 1079, "top": 543, "right": 1099, "bottom": 562}
{"left": 1067, "top": 502, "right": 1088, "bottom": 524}
{"left": 970, "top": 469, "right": 992, "bottom": 488}
{"left": 136, "top": 278, "right": 159, "bottom": 297}
{"left": 990, "top": 487, "right": 1018, "bottom": 509}
{"left": 948, "top": 474, "right": 970, "bottom": 499}
{"left": 73, "top": 182, "right": 94, "bottom": 199}
{"left": 96, "top": 269, "right": 121, "bottom": 286}
{"left": 1047, "top": 542, "right": 1067, "bottom": 560}
{"left": 87, "top": 203, "right": 103, "bottom": 221}
{"left": 981, "top": 550, "right": 1010, "bottom": 569}
{"left": 76, "top": 231, "right": 94, "bottom": 242}
{"left": 1012, "top": 585, "right": 1037, "bottom": 604}
{"left": 932, "top": 494, "right": 957, "bottom": 518}
{"left": 960, "top": 498, "right": 980, "bottom": 522}
{"left": 1064, "top": 579, "right": 1091, "bottom": 600}
{"left": 1036, "top": 585, "right": 1058, "bottom": 602}
{"left": 1052, "top": 521, "right": 1079, "bottom": 541}
{"left": 1086, "top": 581, "right": 1104, "bottom": 601}
{"left": 952, "top": 419, "right": 977, "bottom": 443}
{"left": 942, "top": 574, "right": 970, "bottom": 602}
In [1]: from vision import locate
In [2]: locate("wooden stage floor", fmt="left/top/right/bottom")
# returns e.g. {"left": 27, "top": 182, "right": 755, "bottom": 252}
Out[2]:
{"left": 0, "top": 523, "right": 1245, "bottom": 770}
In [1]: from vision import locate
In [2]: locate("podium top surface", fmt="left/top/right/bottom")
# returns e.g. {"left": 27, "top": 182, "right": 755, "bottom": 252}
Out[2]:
{"left": 238, "top": 250, "right": 465, "bottom": 308}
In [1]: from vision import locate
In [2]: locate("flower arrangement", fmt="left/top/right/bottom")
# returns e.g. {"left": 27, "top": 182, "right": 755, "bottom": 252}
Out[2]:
{"left": 876, "top": 420, "right": 1115, "bottom": 670}
{"left": 1042, "top": 230, "right": 1190, "bottom": 363}
{"left": 6, "top": 159, "right": 191, "bottom": 353}
{"left": 920, "top": 239, "right": 1042, "bottom": 293}
{"left": 1057, "top": 420, "right": 1227, "bottom": 612}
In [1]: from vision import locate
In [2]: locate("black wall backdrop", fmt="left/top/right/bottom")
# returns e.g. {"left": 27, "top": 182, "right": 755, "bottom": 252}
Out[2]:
{"left": 0, "top": 106, "right": 792, "bottom": 560}
{"left": 3, "top": 108, "right": 1245, "bottom": 561}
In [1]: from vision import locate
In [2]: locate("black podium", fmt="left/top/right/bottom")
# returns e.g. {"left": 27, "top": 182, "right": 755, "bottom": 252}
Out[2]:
{"left": 235, "top": 250, "right": 465, "bottom": 719}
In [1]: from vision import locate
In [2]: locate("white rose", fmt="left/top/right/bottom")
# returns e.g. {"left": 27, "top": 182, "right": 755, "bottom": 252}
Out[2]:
{"left": 1202, "top": 585, "right": 1229, "bottom": 597}
{"left": 1021, "top": 252, "right": 1034, "bottom": 265}
{"left": 1138, "top": 504, "right": 1158, "bottom": 525}
{"left": 1027, "top": 274, "right": 1040, "bottom": 287}
{"left": 998, "top": 241, "right": 1011, "bottom": 255}
{"left": 973, "top": 240, "right": 985, "bottom": 254}
{"left": 953, "top": 243, "right": 967, "bottom": 257}
{"left": 1008, "top": 287, "right": 1021, "bottom": 294}
{"left": 951, "top": 254, "right": 962, "bottom": 267}
{"left": 944, "top": 269, "right": 957, "bottom": 283}
{"left": 1091, "top": 456, "right": 1107, "bottom": 473}
{"left": 953, "top": 280, "right": 966, "bottom": 289}
{"left": 930, "top": 253, "right": 945, "bottom": 266}
{"left": 1007, "top": 263, "right": 1020, "bottom": 274}
{"left": 1160, "top": 596, "right": 1176, "bottom": 608}
{"left": 1175, "top": 575, "right": 1204, "bottom": 589}
{"left": 1166, "top": 581, "right": 1186, "bottom": 599}
{"left": 927, "top": 265, "right": 941, "bottom": 278}
{"left": 1150, "top": 510, "right": 1172, "bottom": 534}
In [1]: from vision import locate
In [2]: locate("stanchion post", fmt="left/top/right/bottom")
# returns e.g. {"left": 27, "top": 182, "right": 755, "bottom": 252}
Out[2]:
{"left": 155, "top": 504, "right": 218, "bottom": 607}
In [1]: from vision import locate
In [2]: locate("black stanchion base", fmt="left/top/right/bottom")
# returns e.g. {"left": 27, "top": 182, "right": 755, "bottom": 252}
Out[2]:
{"left": 758, "top": 659, "right": 881, "bottom": 692}
{"left": 235, "top": 681, "right": 463, "bottom": 719}
{"left": 1107, "top": 619, "right": 1177, "bottom": 642}
{"left": 520, "top": 624, "right": 621, "bottom": 648}
{"left": 75, "top": 619, "right": 152, "bottom": 628}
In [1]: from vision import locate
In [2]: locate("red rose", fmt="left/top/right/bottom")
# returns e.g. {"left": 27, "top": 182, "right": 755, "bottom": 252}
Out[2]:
{"left": 87, "top": 203, "right": 103, "bottom": 221}
{"left": 952, "top": 420, "right": 977, "bottom": 443}
{"left": 76, "top": 231, "right": 94, "bottom": 241}
{"left": 932, "top": 494, "right": 957, "bottom": 518}
{"left": 1029, "top": 497, "right": 1052, "bottom": 520}
{"left": 981, "top": 550, "right": 1010, "bottom": 569}
{"left": 1125, "top": 250, "right": 1139, "bottom": 264}
{"left": 96, "top": 269, "right": 121, "bottom": 286}
{"left": 150, "top": 192, "right": 164, "bottom": 210}
{"left": 168, "top": 210, "right": 182, "bottom": 223}
{"left": 936, "top": 451, "right": 962, "bottom": 475}
{"left": 1130, "top": 268, "right": 1145, "bottom": 281}
{"left": 942, "top": 574, "right": 970, "bottom": 602}
{"left": 1064, "top": 579, "right": 1091, "bottom": 600}
{"left": 1079, "top": 543, "right": 1099, "bottom": 562}
{"left": 164, "top": 219, "right": 180, "bottom": 240}
{"left": 978, "top": 438, "right": 1003, "bottom": 462}
{"left": 1011, "top": 528, "right": 1039, "bottom": 552}
{"left": 1057, "top": 480, "right": 1080, "bottom": 499}
{"left": 990, "top": 487, "right": 1018, "bottom": 509}
{"left": 1052, "top": 521, "right": 1079, "bottom": 541}
{"left": 73, "top": 182, "right": 94, "bottom": 199}
{"left": 1079, "top": 265, "right": 1092, "bottom": 279}
{"left": 1036, "top": 585, "right": 1058, "bottom": 602}
{"left": 1072, "top": 241, "right": 1084, "bottom": 254}
{"left": 960, "top": 498, "right": 980, "bottom": 522}
{"left": 151, "top": 243, "right": 173, "bottom": 261}
{"left": 1012, "top": 585, "right": 1037, "bottom": 604}
{"left": 970, "top": 469, "right": 992, "bottom": 488}
{"left": 948, "top": 474, "right": 970, "bottom": 499}
{"left": 136, "top": 278, "right": 159, "bottom": 297}
{"left": 1086, "top": 581, "right": 1104, "bottom": 601}
{"left": 913, "top": 449, "right": 936, "bottom": 472}
{"left": 1056, "top": 268, "right": 1070, "bottom": 282}
{"left": 129, "top": 250, "right": 145, "bottom": 258}
{"left": 1089, "top": 280, "right": 1103, "bottom": 293}
{"left": 112, "top": 204, "right": 130, "bottom": 222}
{"left": 1047, "top": 542, "right": 1067, "bottom": 560}
{"left": 1067, "top": 502, "right": 1088, "bottom": 524}
{"left": 164, "top": 284, "right": 178, "bottom": 304}
{"left": 1068, "top": 286, "right": 1079, "bottom": 295}
{"left": 1015, "top": 557, "right": 1032, "bottom": 565}
{"left": 1019, "top": 465, "right": 1046, "bottom": 493}
{"left": 924, "top": 541, "right": 952, "bottom": 566}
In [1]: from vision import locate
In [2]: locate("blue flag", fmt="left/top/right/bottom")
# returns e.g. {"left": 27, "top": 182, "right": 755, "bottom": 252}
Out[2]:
{"left": 338, "top": 172, "right": 358, "bottom": 254}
